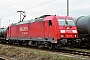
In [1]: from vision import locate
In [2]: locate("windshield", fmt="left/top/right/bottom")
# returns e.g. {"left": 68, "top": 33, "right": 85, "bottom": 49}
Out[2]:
{"left": 58, "top": 19, "right": 75, "bottom": 26}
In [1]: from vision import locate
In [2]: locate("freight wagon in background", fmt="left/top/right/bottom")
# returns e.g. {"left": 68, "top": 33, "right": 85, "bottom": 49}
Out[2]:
{"left": 74, "top": 16, "right": 90, "bottom": 47}
{"left": 0, "top": 15, "right": 80, "bottom": 49}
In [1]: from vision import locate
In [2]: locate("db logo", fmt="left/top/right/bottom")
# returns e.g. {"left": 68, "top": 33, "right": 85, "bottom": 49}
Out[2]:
{"left": 66, "top": 30, "right": 71, "bottom": 32}
{"left": 20, "top": 27, "right": 28, "bottom": 31}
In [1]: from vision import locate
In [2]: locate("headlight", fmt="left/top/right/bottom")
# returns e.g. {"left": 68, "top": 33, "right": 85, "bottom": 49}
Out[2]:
{"left": 72, "top": 30, "right": 77, "bottom": 33}
{"left": 61, "top": 30, "right": 65, "bottom": 33}
{"left": 61, "top": 35, "right": 64, "bottom": 37}
{"left": 75, "top": 35, "right": 76, "bottom": 37}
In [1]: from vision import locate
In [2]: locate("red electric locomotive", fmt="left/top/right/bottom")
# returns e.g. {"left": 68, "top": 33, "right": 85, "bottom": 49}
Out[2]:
{"left": 6, "top": 15, "right": 79, "bottom": 49}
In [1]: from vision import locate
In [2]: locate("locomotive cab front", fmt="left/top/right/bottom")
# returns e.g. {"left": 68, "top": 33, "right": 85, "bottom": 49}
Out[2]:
{"left": 56, "top": 16, "right": 80, "bottom": 47}
{"left": 58, "top": 19, "right": 77, "bottom": 38}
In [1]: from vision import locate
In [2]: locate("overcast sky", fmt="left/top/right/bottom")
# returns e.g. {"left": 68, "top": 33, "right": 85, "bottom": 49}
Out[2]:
{"left": 0, "top": 0, "right": 90, "bottom": 27}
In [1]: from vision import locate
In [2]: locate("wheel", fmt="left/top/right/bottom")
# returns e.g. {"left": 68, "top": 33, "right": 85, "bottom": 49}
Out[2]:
{"left": 37, "top": 41, "right": 44, "bottom": 49}
{"left": 48, "top": 43, "right": 56, "bottom": 50}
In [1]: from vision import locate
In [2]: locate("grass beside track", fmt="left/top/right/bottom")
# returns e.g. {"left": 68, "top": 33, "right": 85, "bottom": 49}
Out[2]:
{"left": 0, "top": 44, "right": 83, "bottom": 60}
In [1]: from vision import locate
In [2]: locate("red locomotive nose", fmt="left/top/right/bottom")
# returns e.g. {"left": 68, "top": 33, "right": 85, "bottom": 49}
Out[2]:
{"left": 58, "top": 18, "right": 78, "bottom": 39}
{"left": 60, "top": 29, "right": 77, "bottom": 38}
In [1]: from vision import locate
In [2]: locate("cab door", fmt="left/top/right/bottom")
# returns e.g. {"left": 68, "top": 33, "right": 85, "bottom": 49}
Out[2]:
{"left": 44, "top": 20, "right": 52, "bottom": 39}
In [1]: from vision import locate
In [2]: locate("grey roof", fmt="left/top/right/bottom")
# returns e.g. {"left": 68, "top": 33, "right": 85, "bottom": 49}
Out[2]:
{"left": 11, "top": 15, "right": 53, "bottom": 26}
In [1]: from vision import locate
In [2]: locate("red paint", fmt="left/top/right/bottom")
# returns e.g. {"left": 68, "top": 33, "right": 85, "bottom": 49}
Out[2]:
{"left": 7, "top": 15, "right": 78, "bottom": 43}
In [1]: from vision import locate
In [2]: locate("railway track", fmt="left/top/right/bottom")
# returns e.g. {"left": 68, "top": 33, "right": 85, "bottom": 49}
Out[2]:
{"left": 0, "top": 56, "right": 10, "bottom": 60}
{"left": 0, "top": 57, "right": 6, "bottom": 60}
{"left": 55, "top": 49, "right": 90, "bottom": 57}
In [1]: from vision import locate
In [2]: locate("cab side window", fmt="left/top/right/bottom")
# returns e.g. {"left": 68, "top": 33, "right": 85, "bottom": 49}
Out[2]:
{"left": 7, "top": 27, "right": 9, "bottom": 30}
{"left": 49, "top": 20, "right": 52, "bottom": 26}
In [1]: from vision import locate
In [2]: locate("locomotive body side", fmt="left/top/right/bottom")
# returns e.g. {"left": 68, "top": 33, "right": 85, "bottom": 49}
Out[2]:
{"left": 6, "top": 16, "right": 56, "bottom": 44}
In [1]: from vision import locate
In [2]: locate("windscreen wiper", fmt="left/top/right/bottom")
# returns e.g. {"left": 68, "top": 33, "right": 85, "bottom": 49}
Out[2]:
{"left": 65, "top": 19, "right": 68, "bottom": 25}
